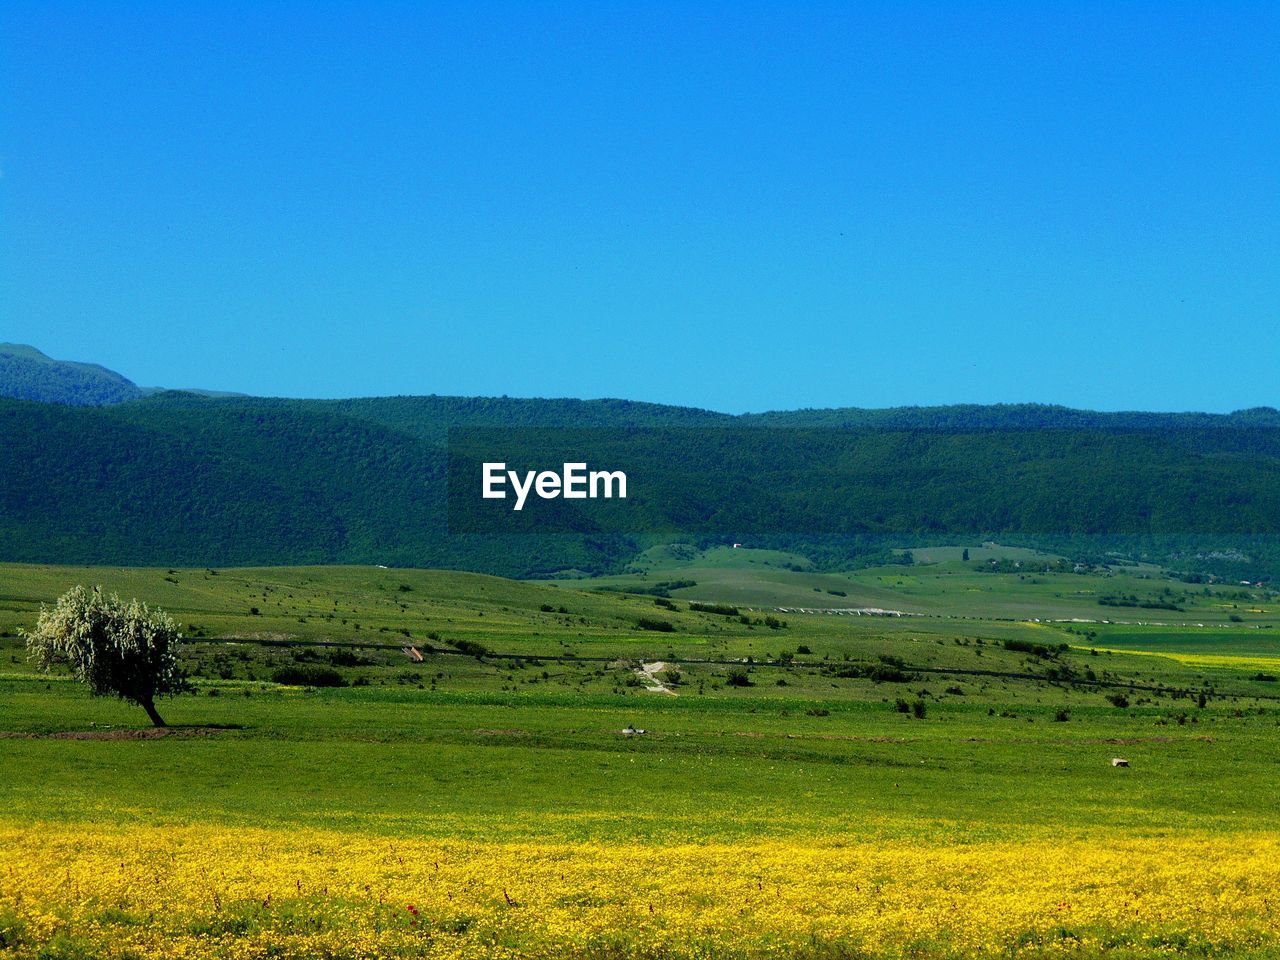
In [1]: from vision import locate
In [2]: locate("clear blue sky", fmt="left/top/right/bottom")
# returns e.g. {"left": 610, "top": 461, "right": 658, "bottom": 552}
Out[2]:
{"left": 2, "top": 2, "right": 1276, "bottom": 413}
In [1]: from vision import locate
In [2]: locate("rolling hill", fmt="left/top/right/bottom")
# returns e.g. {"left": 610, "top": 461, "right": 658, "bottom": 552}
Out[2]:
{"left": 0, "top": 343, "right": 243, "bottom": 405}
{"left": 0, "top": 342, "right": 146, "bottom": 405}
{"left": 1, "top": 367, "right": 1278, "bottom": 577}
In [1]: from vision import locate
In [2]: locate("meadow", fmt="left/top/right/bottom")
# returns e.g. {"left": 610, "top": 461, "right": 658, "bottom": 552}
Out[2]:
{"left": 1, "top": 548, "right": 1278, "bottom": 958}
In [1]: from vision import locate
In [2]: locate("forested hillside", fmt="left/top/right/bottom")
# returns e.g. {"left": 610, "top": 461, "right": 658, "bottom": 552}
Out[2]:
{"left": 2, "top": 390, "right": 1278, "bottom": 578}
{"left": 0, "top": 343, "right": 144, "bottom": 405}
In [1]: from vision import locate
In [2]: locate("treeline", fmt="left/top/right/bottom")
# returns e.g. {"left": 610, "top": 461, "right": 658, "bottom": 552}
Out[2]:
{"left": 740, "top": 403, "right": 1280, "bottom": 431}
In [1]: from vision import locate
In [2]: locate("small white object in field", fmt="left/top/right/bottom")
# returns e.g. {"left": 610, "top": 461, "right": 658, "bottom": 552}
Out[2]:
{"left": 1111, "top": 757, "right": 1130, "bottom": 767}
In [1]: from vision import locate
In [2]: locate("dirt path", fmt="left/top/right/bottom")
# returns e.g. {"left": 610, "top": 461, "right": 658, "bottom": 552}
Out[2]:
{"left": 637, "top": 660, "right": 677, "bottom": 696}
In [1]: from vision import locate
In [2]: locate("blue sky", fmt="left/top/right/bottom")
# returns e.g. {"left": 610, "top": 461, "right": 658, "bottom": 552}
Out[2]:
{"left": 2, "top": 2, "right": 1276, "bottom": 413}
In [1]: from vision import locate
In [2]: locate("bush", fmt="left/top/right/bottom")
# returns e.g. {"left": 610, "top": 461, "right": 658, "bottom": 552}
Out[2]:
{"left": 271, "top": 665, "right": 345, "bottom": 687}
{"left": 636, "top": 617, "right": 675, "bottom": 633}
{"left": 327, "top": 650, "right": 370, "bottom": 667}
{"left": 1106, "top": 693, "right": 1130, "bottom": 708}
{"left": 726, "top": 668, "right": 753, "bottom": 687}
{"left": 829, "top": 660, "right": 917, "bottom": 683}
{"left": 1002, "top": 638, "right": 1061, "bottom": 659}
{"left": 911, "top": 700, "right": 927, "bottom": 719}
{"left": 452, "top": 639, "right": 490, "bottom": 658}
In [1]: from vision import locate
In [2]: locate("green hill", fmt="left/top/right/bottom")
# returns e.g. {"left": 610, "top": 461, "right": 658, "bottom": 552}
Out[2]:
{"left": 2, "top": 387, "right": 1279, "bottom": 578}
{"left": 0, "top": 343, "right": 145, "bottom": 405}
{"left": 0, "top": 343, "right": 246, "bottom": 406}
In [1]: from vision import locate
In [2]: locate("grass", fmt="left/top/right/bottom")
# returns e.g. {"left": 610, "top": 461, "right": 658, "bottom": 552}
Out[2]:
{"left": 2, "top": 556, "right": 1279, "bottom": 957}
{"left": 569, "top": 544, "right": 1280, "bottom": 624}
{"left": 3, "top": 680, "right": 1278, "bottom": 842}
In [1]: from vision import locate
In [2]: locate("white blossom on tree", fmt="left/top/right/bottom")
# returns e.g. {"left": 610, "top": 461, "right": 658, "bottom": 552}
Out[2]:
{"left": 22, "top": 585, "right": 188, "bottom": 726}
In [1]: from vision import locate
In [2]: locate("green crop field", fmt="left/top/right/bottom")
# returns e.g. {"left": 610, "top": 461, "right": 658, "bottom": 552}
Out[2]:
{"left": 3, "top": 555, "right": 1280, "bottom": 958}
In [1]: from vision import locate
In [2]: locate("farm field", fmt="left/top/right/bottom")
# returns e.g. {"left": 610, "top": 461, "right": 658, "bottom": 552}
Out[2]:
{"left": 575, "top": 545, "right": 1280, "bottom": 625}
{"left": 2, "top": 557, "right": 1280, "bottom": 958}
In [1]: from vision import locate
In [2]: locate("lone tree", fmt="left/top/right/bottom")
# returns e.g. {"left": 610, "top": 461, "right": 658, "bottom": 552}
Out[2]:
{"left": 22, "top": 585, "right": 188, "bottom": 726}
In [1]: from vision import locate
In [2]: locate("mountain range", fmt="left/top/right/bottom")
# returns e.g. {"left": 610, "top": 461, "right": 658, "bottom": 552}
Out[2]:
{"left": 0, "top": 342, "right": 243, "bottom": 405}
{"left": 1, "top": 343, "right": 1277, "bottom": 579}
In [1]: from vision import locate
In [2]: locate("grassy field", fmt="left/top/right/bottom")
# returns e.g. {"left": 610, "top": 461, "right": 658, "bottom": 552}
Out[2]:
{"left": 578, "top": 544, "right": 1279, "bottom": 623}
{"left": 2, "top": 555, "right": 1279, "bottom": 958}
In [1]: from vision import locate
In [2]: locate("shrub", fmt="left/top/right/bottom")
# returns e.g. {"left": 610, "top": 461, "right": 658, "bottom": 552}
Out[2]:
{"left": 829, "top": 659, "right": 917, "bottom": 683}
{"left": 726, "top": 668, "right": 753, "bottom": 687}
{"left": 1002, "top": 638, "right": 1056, "bottom": 658}
{"left": 1106, "top": 693, "right": 1130, "bottom": 708}
{"left": 271, "top": 665, "right": 345, "bottom": 687}
{"left": 327, "top": 650, "right": 370, "bottom": 667}
{"left": 636, "top": 617, "right": 675, "bottom": 633}
{"left": 911, "top": 700, "right": 927, "bottom": 719}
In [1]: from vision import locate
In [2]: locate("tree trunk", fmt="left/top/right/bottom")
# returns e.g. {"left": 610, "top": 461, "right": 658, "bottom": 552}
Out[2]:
{"left": 140, "top": 698, "right": 166, "bottom": 727}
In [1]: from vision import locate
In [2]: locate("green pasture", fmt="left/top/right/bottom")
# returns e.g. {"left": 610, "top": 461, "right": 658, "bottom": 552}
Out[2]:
{"left": 2, "top": 557, "right": 1278, "bottom": 849}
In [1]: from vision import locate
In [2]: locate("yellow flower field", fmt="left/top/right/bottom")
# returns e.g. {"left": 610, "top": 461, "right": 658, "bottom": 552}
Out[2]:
{"left": 2, "top": 823, "right": 1280, "bottom": 959}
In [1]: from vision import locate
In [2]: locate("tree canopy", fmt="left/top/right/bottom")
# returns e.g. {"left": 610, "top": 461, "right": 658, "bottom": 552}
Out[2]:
{"left": 22, "top": 585, "right": 188, "bottom": 726}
